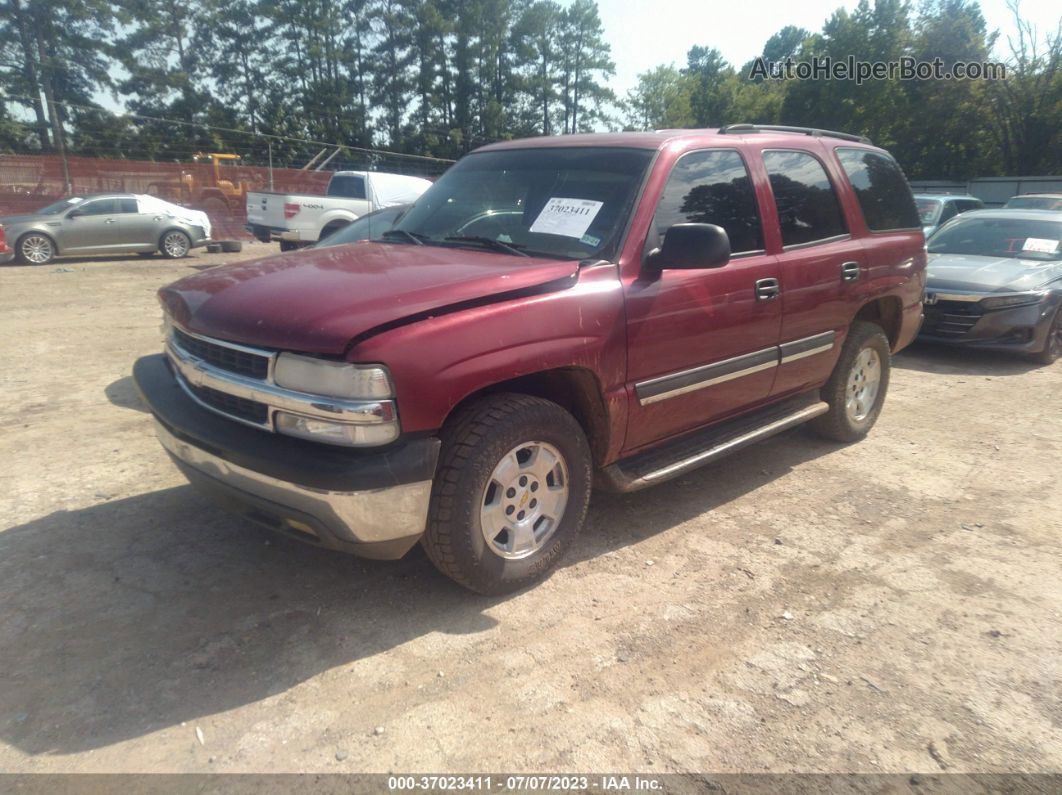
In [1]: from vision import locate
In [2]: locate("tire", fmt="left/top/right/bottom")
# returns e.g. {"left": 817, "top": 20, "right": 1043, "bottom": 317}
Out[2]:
{"left": 205, "top": 243, "right": 222, "bottom": 254}
{"left": 17, "top": 233, "right": 56, "bottom": 265}
{"left": 1033, "top": 306, "right": 1062, "bottom": 365}
{"left": 812, "top": 321, "right": 891, "bottom": 442}
{"left": 279, "top": 240, "right": 299, "bottom": 252}
{"left": 422, "top": 393, "right": 592, "bottom": 595}
{"left": 220, "top": 240, "right": 243, "bottom": 253}
{"left": 160, "top": 230, "right": 191, "bottom": 259}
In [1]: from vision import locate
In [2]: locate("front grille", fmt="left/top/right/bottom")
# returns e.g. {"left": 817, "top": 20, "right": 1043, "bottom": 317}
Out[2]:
{"left": 923, "top": 300, "right": 983, "bottom": 336}
{"left": 174, "top": 328, "right": 270, "bottom": 379}
{"left": 188, "top": 382, "right": 269, "bottom": 425}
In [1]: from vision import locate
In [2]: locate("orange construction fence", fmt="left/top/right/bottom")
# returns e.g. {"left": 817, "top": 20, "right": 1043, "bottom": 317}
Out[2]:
{"left": 0, "top": 153, "right": 437, "bottom": 240}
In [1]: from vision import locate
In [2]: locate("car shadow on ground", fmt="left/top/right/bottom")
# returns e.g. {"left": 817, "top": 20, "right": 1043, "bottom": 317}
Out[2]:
{"left": 104, "top": 375, "right": 150, "bottom": 413}
{"left": 894, "top": 340, "right": 1043, "bottom": 377}
{"left": 0, "top": 428, "right": 835, "bottom": 756}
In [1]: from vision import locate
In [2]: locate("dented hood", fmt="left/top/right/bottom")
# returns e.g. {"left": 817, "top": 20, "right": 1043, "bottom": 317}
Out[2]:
{"left": 159, "top": 241, "right": 578, "bottom": 354}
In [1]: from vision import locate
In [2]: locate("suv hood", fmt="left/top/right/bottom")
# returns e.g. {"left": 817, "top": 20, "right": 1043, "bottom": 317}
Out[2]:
{"left": 159, "top": 242, "right": 579, "bottom": 354}
{"left": 926, "top": 252, "right": 1062, "bottom": 294}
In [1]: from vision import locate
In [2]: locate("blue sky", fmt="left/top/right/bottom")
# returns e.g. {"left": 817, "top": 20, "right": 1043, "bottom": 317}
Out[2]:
{"left": 595, "top": 0, "right": 1062, "bottom": 98}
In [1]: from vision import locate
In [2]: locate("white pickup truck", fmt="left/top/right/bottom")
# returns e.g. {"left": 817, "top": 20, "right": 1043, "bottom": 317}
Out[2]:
{"left": 245, "top": 170, "right": 432, "bottom": 250}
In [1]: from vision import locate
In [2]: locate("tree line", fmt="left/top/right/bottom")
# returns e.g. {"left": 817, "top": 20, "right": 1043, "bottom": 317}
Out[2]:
{"left": 624, "top": 0, "right": 1061, "bottom": 179}
{"left": 1, "top": 0, "right": 1059, "bottom": 179}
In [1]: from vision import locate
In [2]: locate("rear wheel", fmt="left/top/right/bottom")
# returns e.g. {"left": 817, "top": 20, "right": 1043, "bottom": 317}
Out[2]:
{"left": 812, "top": 321, "right": 891, "bottom": 442}
{"left": 17, "top": 233, "right": 55, "bottom": 265}
{"left": 1033, "top": 306, "right": 1062, "bottom": 365}
{"left": 422, "top": 394, "right": 592, "bottom": 594}
{"left": 160, "top": 230, "right": 191, "bottom": 258}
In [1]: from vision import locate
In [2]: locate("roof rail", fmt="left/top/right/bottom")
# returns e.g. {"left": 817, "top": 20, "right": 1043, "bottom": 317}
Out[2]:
{"left": 719, "top": 124, "right": 872, "bottom": 145}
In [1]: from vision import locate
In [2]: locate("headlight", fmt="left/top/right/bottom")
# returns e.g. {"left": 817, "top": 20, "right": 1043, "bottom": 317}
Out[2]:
{"left": 274, "top": 411, "right": 399, "bottom": 446}
{"left": 980, "top": 291, "right": 1048, "bottom": 311}
{"left": 273, "top": 353, "right": 394, "bottom": 399}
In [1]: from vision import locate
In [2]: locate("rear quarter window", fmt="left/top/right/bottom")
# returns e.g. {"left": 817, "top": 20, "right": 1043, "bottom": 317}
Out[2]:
{"left": 836, "top": 148, "right": 920, "bottom": 231}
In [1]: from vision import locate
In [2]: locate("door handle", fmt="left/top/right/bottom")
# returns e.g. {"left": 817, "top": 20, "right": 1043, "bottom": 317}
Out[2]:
{"left": 755, "top": 278, "right": 780, "bottom": 301}
{"left": 841, "top": 261, "right": 861, "bottom": 282}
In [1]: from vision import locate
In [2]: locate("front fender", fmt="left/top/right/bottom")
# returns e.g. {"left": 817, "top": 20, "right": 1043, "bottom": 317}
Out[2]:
{"left": 349, "top": 264, "right": 629, "bottom": 456}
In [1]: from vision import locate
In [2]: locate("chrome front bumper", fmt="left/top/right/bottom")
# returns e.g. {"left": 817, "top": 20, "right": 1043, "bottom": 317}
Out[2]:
{"left": 134, "top": 353, "right": 438, "bottom": 560}
{"left": 156, "top": 420, "right": 432, "bottom": 558}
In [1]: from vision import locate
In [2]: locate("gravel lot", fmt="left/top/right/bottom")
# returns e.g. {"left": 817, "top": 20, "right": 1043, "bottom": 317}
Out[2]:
{"left": 1, "top": 244, "right": 1060, "bottom": 775}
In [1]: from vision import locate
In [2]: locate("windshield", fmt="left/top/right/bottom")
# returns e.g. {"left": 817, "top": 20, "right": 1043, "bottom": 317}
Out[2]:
{"left": 37, "top": 197, "right": 84, "bottom": 215}
{"left": 315, "top": 204, "right": 408, "bottom": 248}
{"left": 915, "top": 198, "right": 941, "bottom": 224}
{"left": 1005, "top": 196, "right": 1062, "bottom": 211}
{"left": 927, "top": 217, "right": 1062, "bottom": 262}
{"left": 391, "top": 147, "right": 654, "bottom": 260}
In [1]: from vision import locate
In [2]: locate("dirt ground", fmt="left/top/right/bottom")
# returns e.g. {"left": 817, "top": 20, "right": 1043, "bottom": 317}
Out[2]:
{"left": 0, "top": 242, "right": 1059, "bottom": 776}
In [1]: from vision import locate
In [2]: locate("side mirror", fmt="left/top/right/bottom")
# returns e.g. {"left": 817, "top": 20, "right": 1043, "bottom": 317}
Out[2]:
{"left": 67, "top": 209, "right": 84, "bottom": 219}
{"left": 646, "top": 223, "right": 730, "bottom": 270}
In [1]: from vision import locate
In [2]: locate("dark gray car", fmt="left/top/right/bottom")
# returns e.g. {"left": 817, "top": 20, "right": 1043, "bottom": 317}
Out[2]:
{"left": 914, "top": 193, "right": 984, "bottom": 238}
{"left": 920, "top": 209, "right": 1062, "bottom": 363}
{"left": 0, "top": 193, "right": 212, "bottom": 265}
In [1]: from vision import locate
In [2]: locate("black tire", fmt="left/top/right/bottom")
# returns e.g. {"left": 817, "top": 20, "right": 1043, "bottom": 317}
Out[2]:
{"left": 812, "top": 321, "right": 891, "bottom": 442}
{"left": 160, "top": 229, "right": 192, "bottom": 259}
{"left": 205, "top": 243, "right": 222, "bottom": 254}
{"left": 1033, "top": 306, "right": 1062, "bottom": 365}
{"left": 220, "top": 240, "right": 243, "bottom": 253}
{"left": 16, "top": 232, "right": 56, "bottom": 265}
{"left": 422, "top": 393, "right": 592, "bottom": 595}
{"left": 279, "top": 240, "right": 299, "bottom": 252}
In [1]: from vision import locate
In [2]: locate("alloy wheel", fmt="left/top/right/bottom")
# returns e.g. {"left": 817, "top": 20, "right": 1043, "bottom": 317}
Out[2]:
{"left": 845, "top": 347, "right": 882, "bottom": 422}
{"left": 479, "top": 441, "right": 570, "bottom": 560}
{"left": 20, "top": 235, "right": 53, "bottom": 264}
{"left": 163, "top": 232, "right": 189, "bottom": 258}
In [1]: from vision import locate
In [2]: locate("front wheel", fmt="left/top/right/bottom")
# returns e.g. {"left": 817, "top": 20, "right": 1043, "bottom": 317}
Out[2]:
{"left": 422, "top": 394, "right": 592, "bottom": 594}
{"left": 18, "top": 233, "right": 55, "bottom": 265}
{"left": 1033, "top": 306, "right": 1062, "bottom": 365}
{"left": 160, "top": 230, "right": 191, "bottom": 258}
{"left": 812, "top": 321, "right": 891, "bottom": 442}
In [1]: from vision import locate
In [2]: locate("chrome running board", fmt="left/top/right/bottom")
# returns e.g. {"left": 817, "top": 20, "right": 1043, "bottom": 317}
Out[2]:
{"left": 598, "top": 395, "right": 829, "bottom": 493}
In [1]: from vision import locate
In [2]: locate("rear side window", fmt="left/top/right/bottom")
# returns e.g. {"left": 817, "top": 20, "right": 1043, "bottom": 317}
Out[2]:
{"left": 763, "top": 150, "right": 847, "bottom": 246}
{"left": 653, "top": 149, "right": 763, "bottom": 254}
{"left": 836, "top": 148, "right": 920, "bottom": 231}
{"left": 76, "top": 198, "right": 119, "bottom": 215}
{"left": 120, "top": 199, "right": 139, "bottom": 213}
{"left": 328, "top": 176, "right": 367, "bottom": 200}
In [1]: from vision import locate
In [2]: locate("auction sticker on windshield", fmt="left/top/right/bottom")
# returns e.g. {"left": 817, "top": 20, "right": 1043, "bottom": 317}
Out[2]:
{"left": 530, "top": 198, "right": 603, "bottom": 238}
{"left": 1022, "top": 237, "right": 1060, "bottom": 254}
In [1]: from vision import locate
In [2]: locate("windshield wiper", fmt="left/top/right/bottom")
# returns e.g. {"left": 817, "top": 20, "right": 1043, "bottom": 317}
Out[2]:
{"left": 380, "top": 229, "right": 427, "bottom": 246}
{"left": 443, "top": 235, "right": 530, "bottom": 257}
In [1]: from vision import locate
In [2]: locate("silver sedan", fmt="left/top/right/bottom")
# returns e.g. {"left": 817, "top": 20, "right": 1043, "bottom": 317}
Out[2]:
{"left": 0, "top": 193, "right": 212, "bottom": 265}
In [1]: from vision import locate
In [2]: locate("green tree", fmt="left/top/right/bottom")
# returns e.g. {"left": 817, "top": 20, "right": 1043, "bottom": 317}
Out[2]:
{"left": 558, "top": 0, "right": 615, "bottom": 133}
{"left": 0, "top": 0, "right": 115, "bottom": 155}
{"left": 623, "top": 65, "right": 694, "bottom": 130}
{"left": 683, "top": 46, "right": 735, "bottom": 126}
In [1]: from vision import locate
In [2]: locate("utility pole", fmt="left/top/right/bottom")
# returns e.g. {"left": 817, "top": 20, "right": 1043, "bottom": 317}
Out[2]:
{"left": 268, "top": 140, "right": 274, "bottom": 189}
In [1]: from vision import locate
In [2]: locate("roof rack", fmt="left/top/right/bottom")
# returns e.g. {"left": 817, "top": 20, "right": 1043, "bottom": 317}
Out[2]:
{"left": 719, "top": 124, "right": 871, "bottom": 145}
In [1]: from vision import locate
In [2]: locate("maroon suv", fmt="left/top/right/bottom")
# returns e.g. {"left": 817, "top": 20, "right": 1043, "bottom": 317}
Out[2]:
{"left": 134, "top": 125, "right": 925, "bottom": 594}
